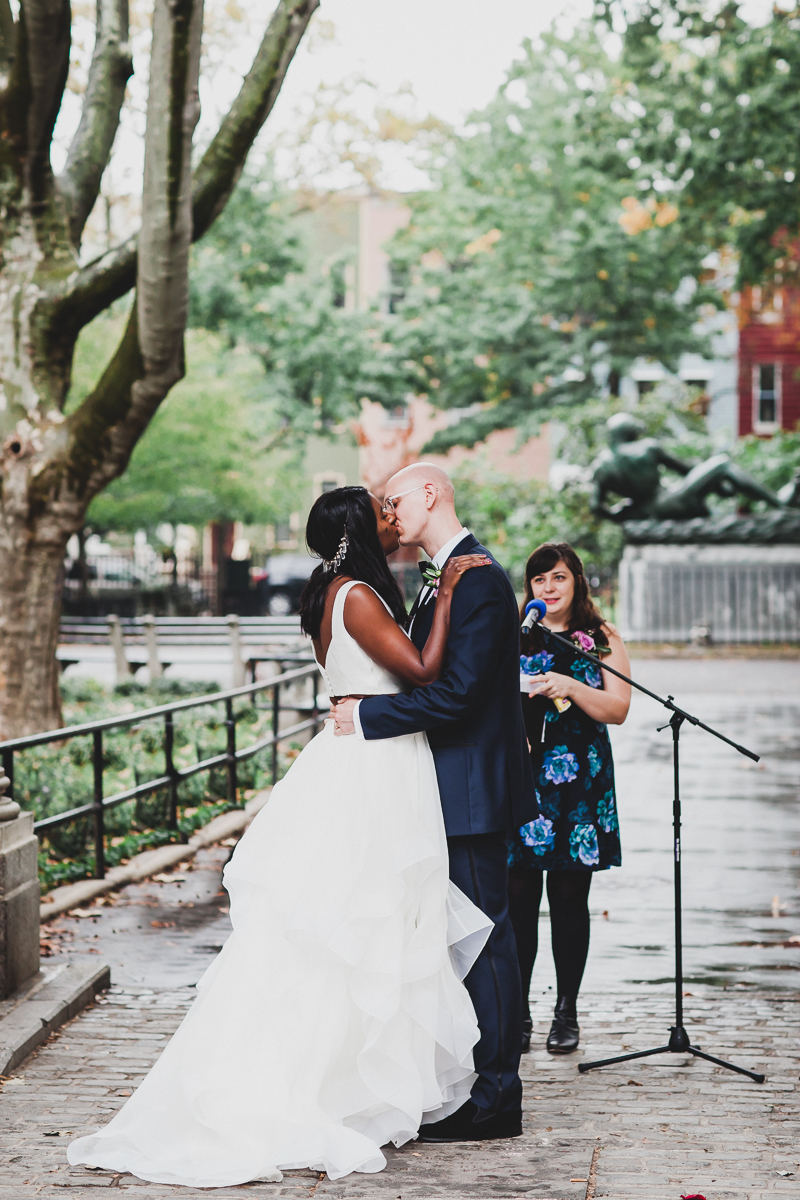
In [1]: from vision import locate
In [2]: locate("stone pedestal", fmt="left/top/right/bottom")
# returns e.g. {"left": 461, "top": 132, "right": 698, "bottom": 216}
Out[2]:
{"left": 619, "top": 543, "right": 800, "bottom": 643}
{"left": 0, "top": 811, "right": 40, "bottom": 999}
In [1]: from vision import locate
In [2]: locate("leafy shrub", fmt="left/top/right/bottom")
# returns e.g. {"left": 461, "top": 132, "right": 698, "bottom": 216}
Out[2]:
{"left": 27, "top": 677, "right": 311, "bottom": 889}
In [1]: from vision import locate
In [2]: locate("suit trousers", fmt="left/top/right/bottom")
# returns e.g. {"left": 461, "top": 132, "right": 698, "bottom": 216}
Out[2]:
{"left": 447, "top": 832, "right": 523, "bottom": 1114}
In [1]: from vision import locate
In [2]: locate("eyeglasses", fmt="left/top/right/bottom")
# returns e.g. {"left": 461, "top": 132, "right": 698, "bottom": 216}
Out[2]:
{"left": 381, "top": 485, "right": 435, "bottom": 515}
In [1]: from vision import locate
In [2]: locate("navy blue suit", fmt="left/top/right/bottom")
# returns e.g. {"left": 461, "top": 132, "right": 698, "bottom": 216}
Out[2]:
{"left": 359, "top": 534, "right": 538, "bottom": 1115}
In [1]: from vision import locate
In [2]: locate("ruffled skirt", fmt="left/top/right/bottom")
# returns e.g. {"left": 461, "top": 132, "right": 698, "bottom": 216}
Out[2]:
{"left": 68, "top": 722, "right": 492, "bottom": 1187}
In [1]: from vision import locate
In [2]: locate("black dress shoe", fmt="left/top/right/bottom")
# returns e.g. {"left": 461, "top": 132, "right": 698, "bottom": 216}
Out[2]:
{"left": 521, "top": 1014, "right": 532, "bottom": 1054}
{"left": 546, "top": 995, "right": 580, "bottom": 1054}
{"left": 417, "top": 1100, "right": 523, "bottom": 1143}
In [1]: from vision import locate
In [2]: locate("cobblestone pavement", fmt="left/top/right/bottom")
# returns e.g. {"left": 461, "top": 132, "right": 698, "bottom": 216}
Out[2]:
{"left": 5, "top": 657, "right": 797, "bottom": 1198}
{"left": 0, "top": 984, "right": 796, "bottom": 1200}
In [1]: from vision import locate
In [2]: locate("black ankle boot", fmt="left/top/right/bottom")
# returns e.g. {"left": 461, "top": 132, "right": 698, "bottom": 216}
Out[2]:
{"left": 521, "top": 1014, "right": 532, "bottom": 1054}
{"left": 546, "top": 995, "right": 579, "bottom": 1054}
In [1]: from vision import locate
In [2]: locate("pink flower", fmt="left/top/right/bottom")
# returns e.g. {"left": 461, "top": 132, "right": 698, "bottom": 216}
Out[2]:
{"left": 572, "top": 630, "right": 595, "bottom": 652}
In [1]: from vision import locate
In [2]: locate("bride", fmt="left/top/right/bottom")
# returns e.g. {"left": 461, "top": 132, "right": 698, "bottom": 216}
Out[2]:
{"left": 68, "top": 486, "right": 493, "bottom": 1188}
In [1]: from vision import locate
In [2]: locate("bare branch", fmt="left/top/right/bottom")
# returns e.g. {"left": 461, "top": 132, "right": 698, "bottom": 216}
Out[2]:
{"left": 63, "top": 0, "right": 203, "bottom": 502}
{"left": 18, "top": 0, "right": 71, "bottom": 197}
{"left": 58, "top": 0, "right": 133, "bottom": 248}
{"left": 191, "top": 0, "right": 320, "bottom": 239}
{"left": 60, "top": 0, "right": 319, "bottom": 327}
{"left": 60, "top": 303, "right": 144, "bottom": 500}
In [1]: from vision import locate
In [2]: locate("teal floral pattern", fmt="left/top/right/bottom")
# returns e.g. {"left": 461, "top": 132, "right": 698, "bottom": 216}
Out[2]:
{"left": 596, "top": 790, "right": 619, "bottom": 834}
{"left": 521, "top": 651, "right": 555, "bottom": 675}
{"left": 510, "top": 627, "right": 622, "bottom": 873}
{"left": 519, "top": 816, "right": 556, "bottom": 854}
{"left": 543, "top": 746, "right": 579, "bottom": 785}
{"left": 569, "top": 824, "right": 599, "bottom": 866}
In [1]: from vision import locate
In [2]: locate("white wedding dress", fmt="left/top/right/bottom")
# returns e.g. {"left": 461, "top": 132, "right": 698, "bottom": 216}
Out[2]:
{"left": 68, "top": 581, "right": 492, "bottom": 1187}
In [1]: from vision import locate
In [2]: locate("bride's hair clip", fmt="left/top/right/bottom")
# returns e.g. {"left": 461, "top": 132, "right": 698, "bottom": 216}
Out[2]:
{"left": 324, "top": 527, "right": 348, "bottom": 572}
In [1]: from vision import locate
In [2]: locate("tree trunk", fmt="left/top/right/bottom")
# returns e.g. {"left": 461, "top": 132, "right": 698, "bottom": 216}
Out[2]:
{"left": 0, "top": 0, "right": 318, "bottom": 738}
{"left": 0, "top": 533, "right": 66, "bottom": 737}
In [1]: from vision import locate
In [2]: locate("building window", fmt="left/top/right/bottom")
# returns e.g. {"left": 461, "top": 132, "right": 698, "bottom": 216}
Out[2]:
{"left": 381, "top": 404, "right": 411, "bottom": 428}
{"left": 752, "top": 363, "right": 781, "bottom": 434}
{"left": 313, "top": 471, "right": 346, "bottom": 499}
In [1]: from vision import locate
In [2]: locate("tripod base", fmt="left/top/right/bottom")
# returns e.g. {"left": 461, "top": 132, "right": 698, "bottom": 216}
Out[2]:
{"left": 578, "top": 1024, "right": 765, "bottom": 1083}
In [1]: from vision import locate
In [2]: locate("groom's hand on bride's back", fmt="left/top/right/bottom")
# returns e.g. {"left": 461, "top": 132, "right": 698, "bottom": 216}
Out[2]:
{"left": 332, "top": 697, "right": 357, "bottom": 736}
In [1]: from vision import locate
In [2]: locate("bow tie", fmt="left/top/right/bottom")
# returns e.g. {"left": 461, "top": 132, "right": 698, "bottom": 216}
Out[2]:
{"left": 418, "top": 561, "right": 441, "bottom": 589}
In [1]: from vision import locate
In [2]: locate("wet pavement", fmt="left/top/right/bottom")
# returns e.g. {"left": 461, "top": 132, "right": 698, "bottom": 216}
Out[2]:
{"left": 582, "top": 657, "right": 800, "bottom": 998}
{"left": 11, "top": 656, "right": 799, "bottom": 1199}
{"left": 3, "top": 984, "right": 797, "bottom": 1199}
{"left": 44, "top": 658, "right": 800, "bottom": 1002}
{"left": 41, "top": 845, "right": 236, "bottom": 988}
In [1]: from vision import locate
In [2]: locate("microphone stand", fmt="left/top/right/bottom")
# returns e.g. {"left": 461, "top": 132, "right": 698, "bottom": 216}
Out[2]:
{"left": 529, "top": 621, "right": 765, "bottom": 1084}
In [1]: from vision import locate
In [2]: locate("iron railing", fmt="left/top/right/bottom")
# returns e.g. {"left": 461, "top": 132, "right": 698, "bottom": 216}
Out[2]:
{"left": 0, "top": 663, "right": 323, "bottom": 880}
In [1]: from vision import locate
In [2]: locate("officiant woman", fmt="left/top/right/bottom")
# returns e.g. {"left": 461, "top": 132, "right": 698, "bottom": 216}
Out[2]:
{"left": 509, "top": 543, "right": 631, "bottom": 1055}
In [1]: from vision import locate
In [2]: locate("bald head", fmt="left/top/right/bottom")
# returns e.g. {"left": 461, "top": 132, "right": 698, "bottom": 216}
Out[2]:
{"left": 383, "top": 461, "right": 463, "bottom": 557}
{"left": 385, "top": 462, "right": 455, "bottom": 504}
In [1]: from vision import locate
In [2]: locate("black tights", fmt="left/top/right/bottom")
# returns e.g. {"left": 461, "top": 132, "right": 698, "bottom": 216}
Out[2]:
{"left": 508, "top": 867, "right": 592, "bottom": 1009}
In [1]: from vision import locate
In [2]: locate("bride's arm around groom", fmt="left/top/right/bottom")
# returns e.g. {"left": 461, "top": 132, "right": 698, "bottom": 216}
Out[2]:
{"left": 333, "top": 463, "right": 538, "bottom": 1142}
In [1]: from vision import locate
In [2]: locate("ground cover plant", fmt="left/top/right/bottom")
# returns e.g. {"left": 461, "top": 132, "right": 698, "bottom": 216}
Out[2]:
{"left": 26, "top": 676, "right": 306, "bottom": 892}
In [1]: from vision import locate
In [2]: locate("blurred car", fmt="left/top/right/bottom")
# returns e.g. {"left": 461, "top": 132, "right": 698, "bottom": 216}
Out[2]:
{"left": 259, "top": 554, "right": 318, "bottom": 615}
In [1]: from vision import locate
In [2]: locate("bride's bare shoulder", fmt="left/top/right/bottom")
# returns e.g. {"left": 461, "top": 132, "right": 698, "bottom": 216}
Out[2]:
{"left": 341, "top": 580, "right": 387, "bottom": 626}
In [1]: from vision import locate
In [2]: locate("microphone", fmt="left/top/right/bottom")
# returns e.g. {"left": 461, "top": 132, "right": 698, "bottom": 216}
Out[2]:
{"left": 521, "top": 599, "right": 547, "bottom": 632}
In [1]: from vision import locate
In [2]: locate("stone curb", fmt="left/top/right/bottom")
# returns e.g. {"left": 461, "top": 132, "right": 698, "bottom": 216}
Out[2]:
{"left": 39, "top": 788, "right": 272, "bottom": 922}
{"left": 0, "top": 958, "right": 110, "bottom": 1076}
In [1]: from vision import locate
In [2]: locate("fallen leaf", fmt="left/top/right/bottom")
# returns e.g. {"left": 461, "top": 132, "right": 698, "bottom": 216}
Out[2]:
{"left": 152, "top": 873, "right": 187, "bottom": 883}
{"left": 570, "top": 1180, "right": 587, "bottom": 1184}
{"left": 776, "top": 1171, "right": 795, "bottom": 1177}
{"left": 626, "top": 1079, "right": 643, "bottom": 1086}
{"left": 150, "top": 920, "right": 176, "bottom": 928}
{"left": 69, "top": 908, "right": 97, "bottom": 918}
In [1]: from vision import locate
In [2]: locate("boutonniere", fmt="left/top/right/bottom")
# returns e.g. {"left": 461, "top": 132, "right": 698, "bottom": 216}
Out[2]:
{"left": 571, "top": 630, "right": 611, "bottom": 657}
{"left": 418, "top": 561, "right": 441, "bottom": 596}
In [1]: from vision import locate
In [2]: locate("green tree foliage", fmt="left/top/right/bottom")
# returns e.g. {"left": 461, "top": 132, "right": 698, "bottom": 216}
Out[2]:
{"left": 451, "top": 461, "right": 624, "bottom": 587}
{"left": 81, "top": 320, "right": 303, "bottom": 531}
{"left": 453, "top": 382, "right": 716, "bottom": 581}
{"left": 735, "top": 430, "right": 800, "bottom": 494}
{"left": 382, "top": 22, "right": 719, "bottom": 450}
{"left": 611, "top": 1, "right": 800, "bottom": 285}
{"left": 188, "top": 168, "right": 306, "bottom": 342}
{"left": 188, "top": 168, "right": 402, "bottom": 434}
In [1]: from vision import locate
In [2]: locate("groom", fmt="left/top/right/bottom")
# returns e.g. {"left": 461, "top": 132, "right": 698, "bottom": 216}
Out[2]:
{"left": 332, "top": 463, "right": 538, "bottom": 1141}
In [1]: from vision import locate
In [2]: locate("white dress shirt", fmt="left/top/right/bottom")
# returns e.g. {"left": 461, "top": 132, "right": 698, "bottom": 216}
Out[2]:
{"left": 413, "top": 526, "right": 470, "bottom": 620}
{"left": 351, "top": 527, "right": 470, "bottom": 738}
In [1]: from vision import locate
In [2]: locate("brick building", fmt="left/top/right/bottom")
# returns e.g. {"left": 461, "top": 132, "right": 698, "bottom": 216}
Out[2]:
{"left": 737, "top": 283, "right": 800, "bottom": 436}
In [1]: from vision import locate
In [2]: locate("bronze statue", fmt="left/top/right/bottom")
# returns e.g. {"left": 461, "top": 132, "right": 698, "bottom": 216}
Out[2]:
{"left": 590, "top": 413, "right": 784, "bottom": 522}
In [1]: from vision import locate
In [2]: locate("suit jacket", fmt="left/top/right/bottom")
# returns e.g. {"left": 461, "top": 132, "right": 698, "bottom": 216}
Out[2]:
{"left": 359, "top": 534, "right": 538, "bottom": 837}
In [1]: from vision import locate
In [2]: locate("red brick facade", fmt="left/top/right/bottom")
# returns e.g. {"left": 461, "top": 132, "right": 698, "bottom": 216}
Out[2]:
{"left": 738, "top": 285, "right": 800, "bottom": 436}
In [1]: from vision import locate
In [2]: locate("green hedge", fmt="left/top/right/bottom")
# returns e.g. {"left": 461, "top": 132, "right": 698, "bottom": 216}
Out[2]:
{"left": 30, "top": 677, "right": 306, "bottom": 890}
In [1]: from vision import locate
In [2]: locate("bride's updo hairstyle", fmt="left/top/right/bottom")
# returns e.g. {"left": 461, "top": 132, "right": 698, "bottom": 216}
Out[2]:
{"left": 299, "top": 485, "right": 408, "bottom": 640}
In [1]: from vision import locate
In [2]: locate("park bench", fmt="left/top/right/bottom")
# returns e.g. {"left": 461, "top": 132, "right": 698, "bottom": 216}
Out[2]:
{"left": 58, "top": 615, "right": 310, "bottom": 685}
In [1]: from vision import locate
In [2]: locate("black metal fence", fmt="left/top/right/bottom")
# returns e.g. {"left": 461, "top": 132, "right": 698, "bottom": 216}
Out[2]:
{"left": 0, "top": 663, "right": 322, "bottom": 880}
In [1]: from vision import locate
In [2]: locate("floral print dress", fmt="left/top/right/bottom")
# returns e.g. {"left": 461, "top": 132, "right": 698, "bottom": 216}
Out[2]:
{"left": 510, "top": 630, "right": 621, "bottom": 873}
